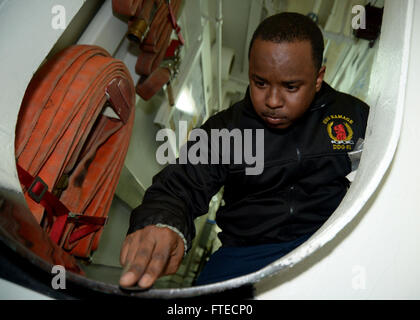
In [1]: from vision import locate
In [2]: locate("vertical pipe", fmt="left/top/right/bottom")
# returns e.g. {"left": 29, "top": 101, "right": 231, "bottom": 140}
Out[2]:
{"left": 243, "top": 0, "right": 263, "bottom": 76}
{"left": 216, "top": 0, "right": 223, "bottom": 111}
{"left": 313, "top": 0, "right": 323, "bottom": 16}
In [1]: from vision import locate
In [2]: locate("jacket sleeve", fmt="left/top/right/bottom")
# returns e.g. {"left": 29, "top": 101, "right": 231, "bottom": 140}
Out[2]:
{"left": 126, "top": 116, "right": 229, "bottom": 252}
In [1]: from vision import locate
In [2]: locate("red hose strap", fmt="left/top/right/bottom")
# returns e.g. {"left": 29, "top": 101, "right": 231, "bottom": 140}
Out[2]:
{"left": 16, "top": 164, "right": 107, "bottom": 245}
{"left": 167, "top": 0, "right": 184, "bottom": 45}
{"left": 68, "top": 224, "right": 102, "bottom": 244}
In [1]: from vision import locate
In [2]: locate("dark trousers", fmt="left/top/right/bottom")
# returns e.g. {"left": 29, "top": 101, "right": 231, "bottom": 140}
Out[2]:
{"left": 195, "top": 233, "right": 313, "bottom": 286}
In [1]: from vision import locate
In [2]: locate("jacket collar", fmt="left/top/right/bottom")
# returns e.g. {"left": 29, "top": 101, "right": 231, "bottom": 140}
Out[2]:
{"left": 309, "top": 81, "right": 336, "bottom": 112}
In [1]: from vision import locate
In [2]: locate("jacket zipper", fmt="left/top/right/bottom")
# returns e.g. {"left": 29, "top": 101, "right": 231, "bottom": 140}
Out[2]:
{"left": 296, "top": 147, "right": 302, "bottom": 163}
{"left": 289, "top": 147, "right": 301, "bottom": 215}
{"left": 289, "top": 185, "right": 295, "bottom": 215}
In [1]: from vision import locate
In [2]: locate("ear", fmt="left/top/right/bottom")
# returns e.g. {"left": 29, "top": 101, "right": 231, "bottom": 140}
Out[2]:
{"left": 315, "top": 66, "right": 326, "bottom": 92}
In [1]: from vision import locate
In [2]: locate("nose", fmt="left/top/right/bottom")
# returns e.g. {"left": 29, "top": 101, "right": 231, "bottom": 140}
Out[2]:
{"left": 265, "top": 87, "right": 284, "bottom": 109}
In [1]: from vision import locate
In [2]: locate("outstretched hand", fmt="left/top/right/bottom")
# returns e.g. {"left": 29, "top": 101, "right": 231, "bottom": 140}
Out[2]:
{"left": 119, "top": 225, "right": 185, "bottom": 288}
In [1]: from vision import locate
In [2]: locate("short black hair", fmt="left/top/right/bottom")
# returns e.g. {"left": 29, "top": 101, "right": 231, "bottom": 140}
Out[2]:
{"left": 249, "top": 12, "right": 325, "bottom": 71}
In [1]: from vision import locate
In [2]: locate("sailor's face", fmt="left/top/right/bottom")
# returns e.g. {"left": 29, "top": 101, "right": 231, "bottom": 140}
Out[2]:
{"left": 249, "top": 39, "right": 325, "bottom": 129}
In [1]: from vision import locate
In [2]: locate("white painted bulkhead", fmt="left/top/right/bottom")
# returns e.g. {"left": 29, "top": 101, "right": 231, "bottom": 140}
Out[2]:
{"left": 0, "top": 0, "right": 420, "bottom": 299}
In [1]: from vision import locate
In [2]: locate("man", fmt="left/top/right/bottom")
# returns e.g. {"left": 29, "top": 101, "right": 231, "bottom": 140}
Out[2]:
{"left": 119, "top": 12, "right": 369, "bottom": 288}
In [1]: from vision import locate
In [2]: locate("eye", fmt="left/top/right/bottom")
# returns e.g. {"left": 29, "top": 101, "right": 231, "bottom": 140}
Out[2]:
{"left": 254, "top": 79, "right": 266, "bottom": 88}
{"left": 285, "top": 84, "right": 299, "bottom": 92}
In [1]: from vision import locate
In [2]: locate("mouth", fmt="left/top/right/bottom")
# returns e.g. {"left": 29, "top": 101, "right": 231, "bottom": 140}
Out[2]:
{"left": 262, "top": 115, "right": 288, "bottom": 126}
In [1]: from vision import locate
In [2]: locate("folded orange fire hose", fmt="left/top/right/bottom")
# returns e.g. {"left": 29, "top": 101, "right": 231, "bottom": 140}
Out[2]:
{"left": 112, "top": 0, "right": 184, "bottom": 102}
{"left": 112, "top": 0, "right": 145, "bottom": 17}
{"left": 15, "top": 45, "right": 135, "bottom": 258}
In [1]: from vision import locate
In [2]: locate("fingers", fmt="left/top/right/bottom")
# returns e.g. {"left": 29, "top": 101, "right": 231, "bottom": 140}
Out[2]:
{"left": 119, "top": 236, "right": 130, "bottom": 266}
{"left": 119, "top": 226, "right": 185, "bottom": 289}
{"left": 136, "top": 241, "right": 171, "bottom": 288}
{"left": 119, "top": 232, "right": 140, "bottom": 266}
{"left": 163, "top": 239, "right": 185, "bottom": 275}
{"left": 119, "top": 237, "right": 155, "bottom": 288}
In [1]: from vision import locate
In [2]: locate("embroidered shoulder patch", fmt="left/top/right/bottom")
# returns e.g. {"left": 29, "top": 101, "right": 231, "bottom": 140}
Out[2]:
{"left": 322, "top": 115, "right": 355, "bottom": 150}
